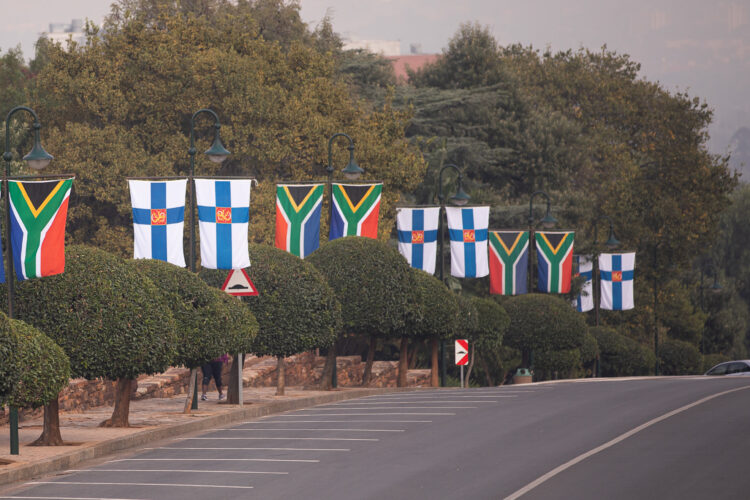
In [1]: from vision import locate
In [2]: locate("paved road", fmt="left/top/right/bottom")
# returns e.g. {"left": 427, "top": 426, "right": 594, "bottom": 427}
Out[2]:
{"left": 2, "top": 377, "right": 749, "bottom": 500}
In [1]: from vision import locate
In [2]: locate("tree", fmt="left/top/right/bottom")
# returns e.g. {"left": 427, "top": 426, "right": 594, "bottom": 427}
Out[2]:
{"left": 201, "top": 244, "right": 340, "bottom": 395}
{"left": 130, "top": 259, "right": 258, "bottom": 410}
{"left": 3, "top": 319, "right": 70, "bottom": 410}
{"left": 0, "top": 245, "right": 177, "bottom": 441}
{"left": 464, "top": 296, "right": 508, "bottom": 386}
{"left": 308, "top": 237, "right": 416, "bottom": 386}
{"left": 502, "top": 294, "right": 587, "bottom": 369}
{"left": 591, "top": 326, "right": 655, "bottom": 377}
{"left": 659, "top": 338, "right": 702, "bottom": 376}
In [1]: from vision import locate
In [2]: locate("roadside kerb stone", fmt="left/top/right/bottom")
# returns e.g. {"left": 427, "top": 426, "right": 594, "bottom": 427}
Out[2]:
{"left": 0, "top": 386, "right": 421, "bottom": 487}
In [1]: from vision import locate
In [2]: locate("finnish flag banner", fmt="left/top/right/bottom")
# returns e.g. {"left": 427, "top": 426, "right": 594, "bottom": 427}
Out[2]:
{"left": 129, "top": 179, "right": 187, "bottom": 267}
{"left": 396, "top": 206, "right": 440, "bottom": 274}
{"left": 599, "top": 252, "right": 635, "bottom": 311}
{"left": 195, "top": 178, "right": 252, "bottom": 269}
{"left": 573, "top": 255, "right": 594, "bottom": 312}
{"left": 445, "top": 206, "right": 489, "bottom": 278}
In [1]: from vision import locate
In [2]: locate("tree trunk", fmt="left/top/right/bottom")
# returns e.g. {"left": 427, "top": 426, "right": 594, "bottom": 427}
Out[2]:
{"left": 479, "top": 354, "right": 494, "bottom": 387}
{"left": 430, "top": 338, "right": 439, "bottom": 387}
{"left": 183, "top": 368, "right": 197, "bottom": 414}
{"left": 408, "top": 340, "right": 419, "bottom": 369}
{"left": 362, "top": 336, "right": 377, "bottom": 386}
{"left": 276, "top": 356, "right": 286, "bottom": 396}
{"left": 318, "top": 342, "right": 337, "bottom": 390}
{"left": 227, "top": 354, "right": 245, "bottom": 404}
{"left": 398, "top": 336, "right": 409, "bottom": 387}
{"left": 465, "top": 341, "right": 476, "bottom": 388}
{"left": 30, "top": 396, "right": 64, "bottom": 446}
{"left": 100, "top": 378, "right": 133, "bottom": 427}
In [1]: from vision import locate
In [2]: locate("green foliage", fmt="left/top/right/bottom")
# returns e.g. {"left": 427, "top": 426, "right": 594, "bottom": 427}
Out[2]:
{"left": 502, "top": 294, "right": 587, "bottom": 353}
{"left": 579, "top": 331, "right": 600, "bottom": 365}
{"left": 0, "top": 46, "right": 30, "bottom": 117}
{"left": 339, "top": 49, "right": 396, "bottom": 99}
{"left": 403, "top": 269, "right": 460, "bottom": 340}
{"left": 4, "top": 319, "right": 70, "bottom": 408}
{"left": 702, "top": 353, "right": 731, "bottom": 374}
{"left": 0, "top": 245, "right": 177, "bottom": 380}
{"left": 210, "top": 289, "right": 260, "bottom": 354}
{"left": 201, "top": 244, "right": 340, "bottom": 357}
{"left": 468, "top": 296, "right": 508, "bottom": 350}
{"left": 591, "top": 326, "right": 656, "bottom": 376}
{"left": 308, "top": 237, "right": 414, "bottom": 339}
{"left": 659, "top": 338, "right": 703, "bottom": 375}
{"left": 0, "top": 313, "right": 22, "bottom": 400}
{"left": 535, "top": 348, "right": 582, "bottom": 379}
{"left": 129, "top": 259, "right": 257, "bottom": 368}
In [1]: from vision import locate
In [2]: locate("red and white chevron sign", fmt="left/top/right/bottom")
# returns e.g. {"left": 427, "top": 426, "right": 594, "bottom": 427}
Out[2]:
{"left": 455, "top": 339, "right": 469, "bottom": 366}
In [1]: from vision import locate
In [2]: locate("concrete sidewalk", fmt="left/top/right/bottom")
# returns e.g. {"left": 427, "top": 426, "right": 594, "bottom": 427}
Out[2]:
{"left": 0, "top": 384, "right": 418, "bottom": 489}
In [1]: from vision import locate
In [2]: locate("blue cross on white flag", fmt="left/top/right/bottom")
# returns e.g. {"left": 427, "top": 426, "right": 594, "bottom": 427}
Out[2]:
{"left": 195, "top": 178, "right": 252, "bottom": 270}
{"left": 396, "top": 206, "right": 440, "bottom": 274}
{"left": 599, "top": 252, "right": 635, "bottom": 310}
{"left": 573, "top": 255, "right": 594, "bottom": 312}
{"left": 129, "top": 179, "right": 187, "bottom": 267}
{"left": 445, "top": 206, "right": 489, "bottom": 278}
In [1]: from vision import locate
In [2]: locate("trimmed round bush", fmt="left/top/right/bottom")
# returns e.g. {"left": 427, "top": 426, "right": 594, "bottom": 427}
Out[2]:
{"left": 579, "top": 331, "right": 599, "bottom": 366}
{"left": 659, "top": 338, "right": 702, "bottom": 375}
{"left": 209, "top": 288, "right": 259, "bottom": 355}
{"left": 129, "top": 259, "right": 257, "bottom": 368}
{"left": 502, "top": 294, "right": 587, "bottom": 354}
{"left": 404, "top": 269, "right": 460, "bottom": 340}
{"left": 0, "top": 245, "right": 177, "bottom": 380}
{"left": 201, "top": 244, "right": 340, "bottom": 357}
{"left": 0, "top": 313, "right": 20, "bottom": 401}
{"left": 468, "top": 296, "right": 509, "bottom": 350}
{"left": 535, "top": 348, "right": 582, "bottom": 379}
{"left": 308, "top": 237, "right": 414, "bottom": 339}
{"left": 591, "top": 326, "right": 656, "bottom": 376}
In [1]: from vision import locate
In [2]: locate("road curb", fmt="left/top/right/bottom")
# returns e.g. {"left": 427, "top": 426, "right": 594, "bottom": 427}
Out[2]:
{"left": 0, "top": 386, "right": 420, "bottom": 488}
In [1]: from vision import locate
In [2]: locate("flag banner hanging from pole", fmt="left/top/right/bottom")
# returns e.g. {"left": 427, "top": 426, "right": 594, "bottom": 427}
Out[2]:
{"left": 275, "top": 183, "right": 324, "bottom": 258}
{"left": 535, "top": 231, "right": 574, "bottom": 293}
{"left": 195, "top": 178, "right": 252, "bottom": 270}
{"left": 599, "top": 252, "right": 635, "bottom": 310}
{"left": 396, "top": 206, "right": 440, "bottom": 274}
{"left": 489, "top": 230, "right": 529, "bottom": 295}
{"left": 129, "top": 179, "right": 187, "bottom": 267}
{"left": 9, "top": 177, "right": 74, "bottom": 280}
{"left": 329, "top": 182, "right": 382, "bottom": 240}
{"left": 572, "top": 254, "right": 594, "bottom": 312}
{"left": 446, "top": 206, "right": 489, "bottom": 278}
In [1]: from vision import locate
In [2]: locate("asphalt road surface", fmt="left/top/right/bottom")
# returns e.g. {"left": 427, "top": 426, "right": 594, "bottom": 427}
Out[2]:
{"left": 2, "top": 377, "right": 749, "bottom": 500}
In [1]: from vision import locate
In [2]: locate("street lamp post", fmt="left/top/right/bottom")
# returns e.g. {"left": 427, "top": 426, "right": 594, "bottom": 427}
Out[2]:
{"left": 2, "top": 106, "right": 54, "bottom": 455}
{"left": 326, "top": 133, "right": 362, "bottom": 389}
{"left": 187, "top": 109, "right": 230, "bottom": 409}
{"left": 699, "top": 264, "right": 722, "bottom": 356}
{"left": 436, "top": 163, "right": 469, "bottom": 387}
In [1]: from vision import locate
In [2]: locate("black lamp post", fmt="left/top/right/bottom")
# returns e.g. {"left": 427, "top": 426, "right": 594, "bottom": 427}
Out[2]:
{"left": 436, "top": 163, "right": 469, "bottom": 387}
{"left": 3, "top": 106, "right": 53, "bottom": 455}
{"left": 187, "top": 109, "right": 230, "bottom": 409}
{"left": 326, "top": 133, "right": 362, "bottom": 389}
{"left": 699, "top": 264, "right": 723, "bottom": 356}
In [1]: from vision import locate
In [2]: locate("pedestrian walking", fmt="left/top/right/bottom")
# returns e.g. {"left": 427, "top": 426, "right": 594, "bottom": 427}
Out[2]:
{"left": 201, "top": 354, "right": 229, "bottom": 400}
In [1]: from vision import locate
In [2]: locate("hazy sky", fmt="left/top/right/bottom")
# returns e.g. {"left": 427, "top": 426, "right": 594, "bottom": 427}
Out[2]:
{"left": 1, "top": 0, "right": 748, "bottom": 154}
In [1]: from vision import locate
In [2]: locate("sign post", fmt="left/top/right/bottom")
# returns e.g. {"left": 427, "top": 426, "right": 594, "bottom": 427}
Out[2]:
{"left": 455, "top": 339, "right": 469, "bottom": 388}
{"left": 222, "top": 269, "right": 259, "bottom": 406}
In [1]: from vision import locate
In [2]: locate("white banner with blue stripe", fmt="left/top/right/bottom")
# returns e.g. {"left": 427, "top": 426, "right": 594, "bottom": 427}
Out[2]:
{"left": 573, "top": 255, "right": 594, "bottom": 312}
{"left": 396, "top": 206, "right": 440, "bottom": 274}
{"left": 195, "top": 178, "right": 252, "bottom": 270}
{"left": 599, "top": 252, "right": 635, "bottom": 310}
{"left": 445, "top": 206, "right": 489, "bottom": 278}
{"left": 129, "top": 179, "right": 187, "bottom": 267}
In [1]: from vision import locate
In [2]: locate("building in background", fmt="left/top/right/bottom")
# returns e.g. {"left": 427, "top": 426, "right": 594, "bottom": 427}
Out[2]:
{"left": 41, "top": 19, "right": 86, "bottom": 48}
{"left": 342, "top": 37, "right": 401, "bottom": 56}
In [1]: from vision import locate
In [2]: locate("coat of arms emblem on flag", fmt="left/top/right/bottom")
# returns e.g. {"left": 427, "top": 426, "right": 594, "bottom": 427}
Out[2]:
{"left": 275, "top": 183, "right": 324, "bottom": 258}
{"left": 573, "top": 254, "right": 594, "bottom": 312}
{"left": 129, "top": 179, "right": 187, "bottom": 267}
{"left": 599, "top": 252, "right": 635, "bottom": 310}
{"left": 535, "top": 231, "right": 574, "bottom": 293}
{"left": 195, "top": 178, "right": 252, "bottom": 269}
{"left": 489, "top": 230, "right": 529, "bottom": 295}
{"left": 445, "top": 206, "right": 489, "bottom": 278}
{"left": 8, "top": 178, "right": 74, "bottom": 280}
{"left": 396, "top": 206, "right": 440, "bottom": 274}
{"left": 329, "top": 182, "right": 382, "bottom": 240}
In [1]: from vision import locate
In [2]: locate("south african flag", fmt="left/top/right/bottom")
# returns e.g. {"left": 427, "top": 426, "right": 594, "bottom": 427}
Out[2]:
{"left": 535, "top": 231, "right": 574, "bottom": 293}
{"left": 275, "top": 183, "right": 324, "bottom": 258}
{"left": 329, "top": 182, "right": 382, "bottom": 240}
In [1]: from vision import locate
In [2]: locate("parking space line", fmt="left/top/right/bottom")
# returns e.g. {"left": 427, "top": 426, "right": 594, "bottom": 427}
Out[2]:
{"left": 109, "top": 458, "right": 319, "bottom": 463}
{"left": 309, "top": 406, "right": 476, "bottom": 410}
{"left": 148, "top": 446, "right": 350, "bottom": 451}
{"left": 218, "top": 428, "right": 404, "bottom": 432}
{"left": 322, "top": 401, "right": 498, "bottom": 404}
{"left": 276, "top": 412, "right": 455, "bottom": 416}
{"left": 27, "top": 482, "right": 254, "bottom": 490}
{"left": 248, "top": 420, "right": 432, "bottom": 423}
{"left": 66, "top": 469, "right": 289, "bottom": 475}
{"left": 184, "top": 437, "right": 379, "bottom": 441}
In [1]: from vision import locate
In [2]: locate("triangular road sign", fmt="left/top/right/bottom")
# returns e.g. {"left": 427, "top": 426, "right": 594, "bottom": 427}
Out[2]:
{"left": 221, "top": 269, "right": 258, "bottom": 296}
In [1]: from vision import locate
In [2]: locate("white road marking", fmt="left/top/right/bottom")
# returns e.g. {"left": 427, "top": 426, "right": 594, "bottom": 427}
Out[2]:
{"left": 27, "top": 482, "right": 253, "bottom": 490}
{"left": 218, "top": 428, "right": 404, "bottom": 432}
{"left": 504, "top": 385, "right": 750, "bottom": 500}
{"left": 148, "top": 446, "right": 350, "bottom": 451}
{"left": 322, "top": 401, "right": 498, "bottom": 404}
{"left": 307, "top": 406, "right": 476, "bottom": 410}
{"left": 245, "top": 420, "right": 433, "bottom": 423}
{"left": 276, "top": 412, "right": 455, "bottom": 416}
{"left": 109, "top": 458, "right": 319, "bottom": 463}
{"left": 184, "top": 437, "right": 378, "bottom": 441}
{"left": 67, "top": 469, "right": 288, "bottom": 475}
{"left": 0, "top": 497, "right": 142, "bottom": 500}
